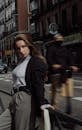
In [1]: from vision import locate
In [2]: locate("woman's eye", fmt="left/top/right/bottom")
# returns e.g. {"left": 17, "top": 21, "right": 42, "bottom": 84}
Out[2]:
{"left": 16, "top": 47, "right": 20, "bottom": 50}
{"left": 16, "top": 47, "right": 19, "bottom": 50}
{"left": 22, "top": 45, "right": 27, "bottom": 48}
{"left": 16, "top": 45, "right": 27, "bottom": 50}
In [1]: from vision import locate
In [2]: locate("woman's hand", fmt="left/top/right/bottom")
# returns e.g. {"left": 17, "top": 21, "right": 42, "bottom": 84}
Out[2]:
{"left": 70, "top": 66, "right": 79, "bottom": 72}
{"left": 52, "top": 64, "right": 62, "bottom": 69}
{"left": 40, "top": 104, "right": 55, "bottom": 110}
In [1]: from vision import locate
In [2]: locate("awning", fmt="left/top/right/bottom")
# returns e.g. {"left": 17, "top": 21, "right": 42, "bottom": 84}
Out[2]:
{"left": 62, "top": 33, "right": 82, "bottom": 46}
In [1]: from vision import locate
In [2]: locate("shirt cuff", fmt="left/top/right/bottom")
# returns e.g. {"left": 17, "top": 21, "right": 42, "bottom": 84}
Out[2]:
{"left": 40, "top": 104, "right": 51, "bottom": 110}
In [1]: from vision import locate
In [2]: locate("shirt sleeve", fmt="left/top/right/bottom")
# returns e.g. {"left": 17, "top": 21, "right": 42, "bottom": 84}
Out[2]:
{"left": 31, "top": 57, "right": 48, "bottom": 106}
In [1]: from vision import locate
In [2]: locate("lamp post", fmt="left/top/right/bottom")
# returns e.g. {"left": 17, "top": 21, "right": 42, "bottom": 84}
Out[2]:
{"left": 58, "top": 0, "right": 61, "bottom": 31}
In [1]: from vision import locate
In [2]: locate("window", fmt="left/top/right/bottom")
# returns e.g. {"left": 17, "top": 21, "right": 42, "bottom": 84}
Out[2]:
{"left": 30, "top": 22, "right": 36, "bottom": 33}
{"left": 62, "top": 9, "right": 67, "bottom": 34}
{"left": 55, "top": 13, "right": 58, "bottom": 24}
{"left": 30, "top": 0, "right": 38, "bottom": 11}
{"left": 72, "top": 4, "right": 78, "bottom": 28}
{"left": 53, "top": 0, "right": 58, "bottom": 4}
{"left": 40, "top": 0, "right": 44, "bottom": 12}
{"left": 47, "top": 0, "right": 53, "bottom": 8}
{"left": 30, "top": 21, "right": 40, "bottom": 34}
{"left": 47, "top": 17, "right": 51, "bottom": 27}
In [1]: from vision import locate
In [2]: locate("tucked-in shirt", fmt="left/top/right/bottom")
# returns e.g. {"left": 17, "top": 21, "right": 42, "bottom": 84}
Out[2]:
{"left": 12, "top": 55, "right": 31, "bottom": 89}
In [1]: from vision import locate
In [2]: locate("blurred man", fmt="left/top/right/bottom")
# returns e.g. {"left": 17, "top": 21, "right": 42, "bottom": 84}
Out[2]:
{"left": 46, "top": 33, "right": 79, "bottom": 114}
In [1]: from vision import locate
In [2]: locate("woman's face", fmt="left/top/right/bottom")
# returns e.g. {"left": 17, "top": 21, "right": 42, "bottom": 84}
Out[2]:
{"left": 15, "top": 40, "right": 30, "bottom": 58}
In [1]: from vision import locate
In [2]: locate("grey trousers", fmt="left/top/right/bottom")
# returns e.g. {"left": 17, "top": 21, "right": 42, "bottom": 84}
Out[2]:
{"left": 0, "top": 108, "right": 11, "bottom": 130}
{"left": 0, "top": 91, "right": 31, "bottom": 130}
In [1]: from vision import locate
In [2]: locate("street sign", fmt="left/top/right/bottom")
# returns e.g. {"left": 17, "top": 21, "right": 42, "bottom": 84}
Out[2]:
{"left": 48, "top": 23, "right": 58, "bottom": 35}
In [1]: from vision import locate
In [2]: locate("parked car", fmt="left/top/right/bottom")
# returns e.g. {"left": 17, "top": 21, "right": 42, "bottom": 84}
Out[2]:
{"left": 0, "top": 60, "right": 8, "bottom": 73}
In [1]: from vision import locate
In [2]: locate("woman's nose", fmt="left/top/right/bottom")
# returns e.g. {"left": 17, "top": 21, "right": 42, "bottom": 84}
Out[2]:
{"left": 20, "top": 47, "right": 23, "bottom": 52}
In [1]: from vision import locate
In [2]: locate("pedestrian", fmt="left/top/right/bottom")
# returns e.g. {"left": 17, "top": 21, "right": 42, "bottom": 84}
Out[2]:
{"left": 46, "top": 33, "right": 79, "bottom": 114}
{"left": 0, "top": 34, "right": 53, "bottom": 130}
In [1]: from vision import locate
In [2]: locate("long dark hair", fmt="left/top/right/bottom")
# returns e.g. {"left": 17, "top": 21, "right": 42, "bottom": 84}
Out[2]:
{"left": 14, "top": 34, "right": 40, "bottom": 56}
{"left": 14, "top": 34, "right": 46, "bottom": 63}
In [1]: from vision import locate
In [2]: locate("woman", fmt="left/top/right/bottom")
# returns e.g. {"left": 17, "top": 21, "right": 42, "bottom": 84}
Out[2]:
{"left": 0, "top": 34, "right": 53, "bottom": 130}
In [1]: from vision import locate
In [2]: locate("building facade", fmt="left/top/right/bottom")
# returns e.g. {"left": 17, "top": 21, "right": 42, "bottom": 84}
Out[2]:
{"left": 29, "top": 0, "right": 82, "bottom": 68}
{"left": 29, "top": 0, "right": 82, "bottom": 40}
{"left": 0, "top": 0, "right": 82, "bottom": 68}
{"left": 0, "top": 0, "right": 30, "bottom": 65}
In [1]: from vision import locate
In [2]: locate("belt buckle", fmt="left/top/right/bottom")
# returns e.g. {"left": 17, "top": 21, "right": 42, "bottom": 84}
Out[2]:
{"left": 17, "top": 87, "right": 20, "bottom": 92}
{"left": 13, "top": 87, "right": 19, "bottom": 93}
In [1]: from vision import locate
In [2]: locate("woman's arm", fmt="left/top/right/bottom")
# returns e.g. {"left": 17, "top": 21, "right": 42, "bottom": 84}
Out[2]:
{"left": 31, "top": 57, "right": 48, "bottom": 106}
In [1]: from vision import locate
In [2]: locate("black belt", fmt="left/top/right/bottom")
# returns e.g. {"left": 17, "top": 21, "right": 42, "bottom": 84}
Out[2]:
{"left": 13, "top": 86, "right": 31, "bottom": 95}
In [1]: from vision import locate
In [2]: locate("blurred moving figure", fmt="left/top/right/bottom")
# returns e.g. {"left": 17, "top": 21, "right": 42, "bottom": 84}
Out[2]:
{"left": 46, "top": 33, "right": 79, "bottom": 114}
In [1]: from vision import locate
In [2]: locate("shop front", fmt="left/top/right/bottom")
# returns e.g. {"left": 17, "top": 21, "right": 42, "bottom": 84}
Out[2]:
{"left": 62, "top": 33, "right": 82, "bottom": 71}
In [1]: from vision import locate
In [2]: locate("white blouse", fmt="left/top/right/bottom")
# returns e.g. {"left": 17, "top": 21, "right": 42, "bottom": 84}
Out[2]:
{"left": 12, "top": 55, "right": 31, "bottom": 89}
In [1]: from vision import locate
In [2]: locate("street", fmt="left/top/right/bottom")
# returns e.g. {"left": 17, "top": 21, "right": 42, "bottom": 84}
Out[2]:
{"left": 0, "top": 72, "right": 12, "bottom": 113}
{"left": 0, "top": 72, "right": 82, "bottom": 129}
